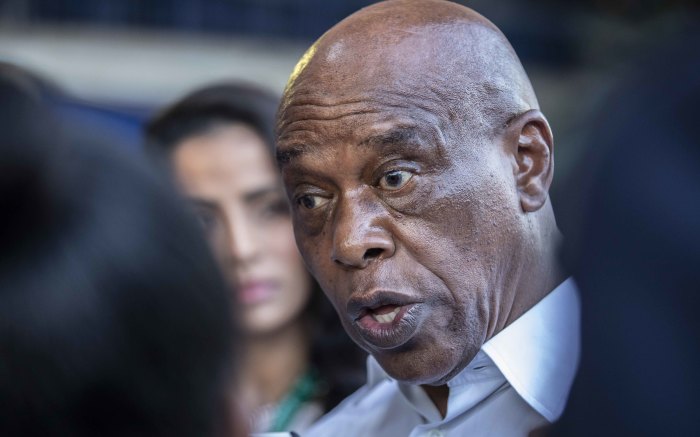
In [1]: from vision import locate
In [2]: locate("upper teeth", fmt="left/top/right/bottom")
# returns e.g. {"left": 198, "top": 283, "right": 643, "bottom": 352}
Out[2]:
{"left": 371, "top": 307, "right": 400, "bottom": 324}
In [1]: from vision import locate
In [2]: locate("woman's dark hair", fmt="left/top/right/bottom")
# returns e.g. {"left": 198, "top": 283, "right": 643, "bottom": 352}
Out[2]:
{"left": 144, "top": 83, "right": 279, "bottom": 160}
{"left": 0, "top": 71, "right": 238, "bottom": 437}
{"left": 145, "top": 82, "right": 366, "bottom": 412}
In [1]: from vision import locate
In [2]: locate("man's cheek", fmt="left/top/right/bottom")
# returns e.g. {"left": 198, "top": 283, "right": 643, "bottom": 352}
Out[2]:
{"left": 404, "top": 194, "right": 481, "bottom": 254}
{"left": 302, "top": 247, "right": 340, "bottom": 303}
{"left": 296, "top": 230, "right": 325, "bottom": 265}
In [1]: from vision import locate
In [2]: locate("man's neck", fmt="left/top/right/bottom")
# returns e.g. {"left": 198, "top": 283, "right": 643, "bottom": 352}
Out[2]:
{"left": 506, "top": 205, "right": 565, "bottom": 328}
{"left": 421, "top": 384, "right": 450, "bottom": 418}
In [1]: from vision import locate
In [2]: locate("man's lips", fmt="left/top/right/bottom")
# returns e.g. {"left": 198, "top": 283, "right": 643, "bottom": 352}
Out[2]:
{"left": 347, "top": 290, "right": 424, "bottom": 350}
{"left": 357, "top": 303, "right": 415, "bottom": 327}
{"left": 347, "top": 290, "right": 418, "bottom": 320}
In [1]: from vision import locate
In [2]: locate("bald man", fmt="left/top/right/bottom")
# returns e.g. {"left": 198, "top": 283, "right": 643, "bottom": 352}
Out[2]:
{"left": 275, "top": 1, "right": 579, "bottom": 435}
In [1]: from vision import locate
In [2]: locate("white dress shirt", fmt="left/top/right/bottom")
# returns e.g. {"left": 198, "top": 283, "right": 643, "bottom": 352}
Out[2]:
{"left": 304, "top": 278, "right": 580, "bottom": 437}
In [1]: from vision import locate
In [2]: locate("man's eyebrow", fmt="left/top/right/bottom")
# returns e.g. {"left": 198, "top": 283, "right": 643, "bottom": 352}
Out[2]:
{"left": 276, "top": 144, "right": 309, "bottom": 168}
{"left": 358, "top": 126, "right": 421, "bottom": 149}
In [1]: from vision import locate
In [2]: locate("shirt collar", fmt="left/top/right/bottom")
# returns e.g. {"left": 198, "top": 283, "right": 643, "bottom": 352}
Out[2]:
{"left": 366, "top": 353, "right": 387, "bottom": 388}
{"left": 365, "top": 278, "right": 580, "bottom": 423}
{"left": 479, "top": 277, "right": 580, "bottom": 422}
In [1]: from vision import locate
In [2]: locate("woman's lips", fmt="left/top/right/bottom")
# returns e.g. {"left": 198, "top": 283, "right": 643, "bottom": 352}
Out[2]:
{"left": 238, "top": 280, "right": 277, "bottom": 305}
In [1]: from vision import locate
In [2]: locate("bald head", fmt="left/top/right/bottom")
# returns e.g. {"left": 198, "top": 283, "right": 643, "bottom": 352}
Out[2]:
{"left": 279, "top": 0, "right": 538, "bottom": 140}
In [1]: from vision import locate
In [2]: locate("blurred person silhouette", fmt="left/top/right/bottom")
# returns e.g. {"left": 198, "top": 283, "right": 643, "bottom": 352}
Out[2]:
{"left": 0, "top": 60, "right": 145, "bottom": 150}
{"left": 0, "top": 69, "right": 245, "bottom": 437}
{"left": 553, "top": 31, "right": 700, "bottom": 436}
{"left": 145, "top": 83, "right": 366, "bottom": 434}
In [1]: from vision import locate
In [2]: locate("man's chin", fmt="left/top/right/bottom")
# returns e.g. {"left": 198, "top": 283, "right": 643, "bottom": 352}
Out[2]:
{"left": 372, "top": 344, "right": 479, "bottom": 385}
{"left": 374, "top": 353, "right": 460, "bottom": 386}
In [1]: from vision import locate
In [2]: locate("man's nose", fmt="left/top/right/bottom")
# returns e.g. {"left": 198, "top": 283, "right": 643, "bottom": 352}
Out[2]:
{"left": 331, "top": 191, "right": 395, "bottom": 269}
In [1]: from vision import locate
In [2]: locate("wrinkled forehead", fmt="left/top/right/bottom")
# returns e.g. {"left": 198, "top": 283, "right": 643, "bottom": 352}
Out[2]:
{"left": 276, "top": 103, "right": 448, "bottom": 171}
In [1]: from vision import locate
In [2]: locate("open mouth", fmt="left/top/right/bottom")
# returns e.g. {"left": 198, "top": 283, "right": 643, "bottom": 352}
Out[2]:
{"left": 348, "top": 292, "right": 424, "bottom": 350}
{"left": 368, "top": 305, "right": 401, "bottom": 324}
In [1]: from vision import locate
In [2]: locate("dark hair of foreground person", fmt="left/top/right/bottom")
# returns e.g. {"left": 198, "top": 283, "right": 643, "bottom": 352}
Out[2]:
{"left": 0, "top": 69, "right": 242, "bottom": 437}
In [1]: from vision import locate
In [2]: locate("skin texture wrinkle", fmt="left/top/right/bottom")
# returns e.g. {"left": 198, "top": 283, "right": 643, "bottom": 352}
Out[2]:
{"left": 276, "top": 0, "right": 564, "bottom": 417}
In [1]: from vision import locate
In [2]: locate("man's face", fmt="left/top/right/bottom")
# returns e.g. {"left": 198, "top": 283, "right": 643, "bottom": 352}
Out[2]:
{"left": 278, "top": 49, "right": 527, "bottom": 386}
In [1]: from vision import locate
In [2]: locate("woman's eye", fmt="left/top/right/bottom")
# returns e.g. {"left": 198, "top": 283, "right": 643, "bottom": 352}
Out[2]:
{"left": 379, "top": 170, "right": 413, "bottom": 191}
{"left": 194, "top": 208, "right": 219, "bottom": 232}
{"left": 262, "top": 199, "right": 290, "bottom": 218}
{"left": 297, "top": 194, "right": 329, "bottom": 210}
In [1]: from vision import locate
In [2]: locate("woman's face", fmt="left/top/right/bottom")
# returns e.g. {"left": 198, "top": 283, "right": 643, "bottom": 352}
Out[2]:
{"left": 172, "top": 123, "right": 312, "bottom": 335}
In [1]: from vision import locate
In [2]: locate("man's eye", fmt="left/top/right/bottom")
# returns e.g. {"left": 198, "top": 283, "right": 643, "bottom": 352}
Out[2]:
{"left": 379, "top": 170, "right": 413, "bottom": 191}
{"left": 297, "top": 194, "right": 329, "bottom": 210}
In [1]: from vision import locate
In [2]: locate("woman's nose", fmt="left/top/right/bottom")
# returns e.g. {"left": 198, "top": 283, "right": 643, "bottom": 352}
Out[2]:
{"left": 226, "top": 216, "right": 260, "bottom": 264}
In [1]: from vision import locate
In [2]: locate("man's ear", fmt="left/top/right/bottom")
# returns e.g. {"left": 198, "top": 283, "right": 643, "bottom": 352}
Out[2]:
{"left": 505, "top": 109, "right": 554, "bottom": 213}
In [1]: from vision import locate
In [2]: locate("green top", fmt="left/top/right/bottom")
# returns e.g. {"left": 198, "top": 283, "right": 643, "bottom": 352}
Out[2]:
{"left": 268, "top": 369, "right": 320, "bottom": 432}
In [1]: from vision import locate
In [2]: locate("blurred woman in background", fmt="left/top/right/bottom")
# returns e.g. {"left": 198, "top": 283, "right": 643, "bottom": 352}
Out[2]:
{"left": 145, "top": 83, "right": 365, "bottom": 434}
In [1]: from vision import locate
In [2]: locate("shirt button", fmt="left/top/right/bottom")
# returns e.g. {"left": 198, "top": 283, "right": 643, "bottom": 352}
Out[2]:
{"left": 428, "top": 430, "right": 444, "bottom": 437}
